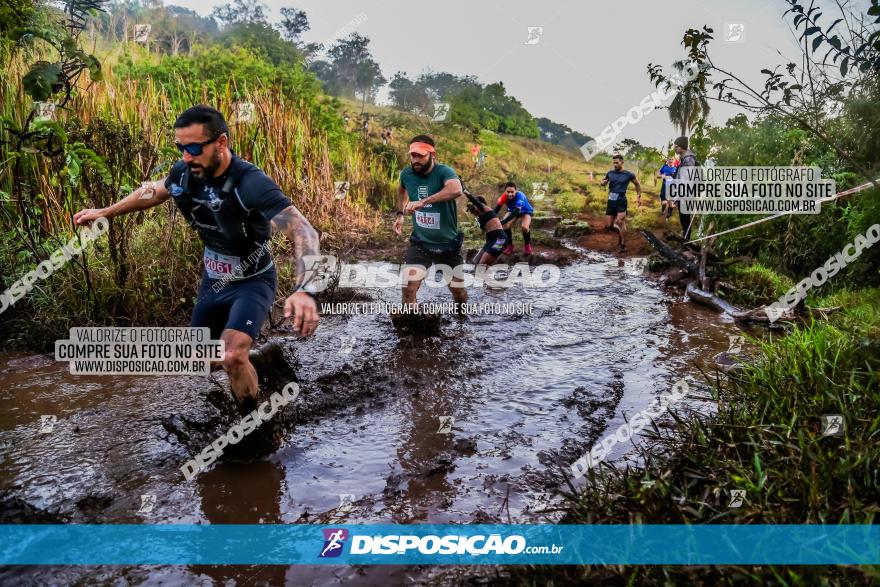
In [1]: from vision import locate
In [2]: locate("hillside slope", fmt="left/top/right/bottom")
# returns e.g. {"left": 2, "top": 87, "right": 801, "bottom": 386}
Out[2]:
{"left": 342, "top": 98, "right": 674, "bottom": 256}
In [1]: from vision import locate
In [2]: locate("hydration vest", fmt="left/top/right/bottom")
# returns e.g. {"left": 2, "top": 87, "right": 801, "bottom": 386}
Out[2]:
{"left": 169, "top": 158, "right": 273, "bottom": 259}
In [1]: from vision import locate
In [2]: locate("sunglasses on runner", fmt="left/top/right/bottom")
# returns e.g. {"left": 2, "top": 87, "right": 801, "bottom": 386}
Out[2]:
{"left": 174, "top": 133, "right": 223, "bottom": 156}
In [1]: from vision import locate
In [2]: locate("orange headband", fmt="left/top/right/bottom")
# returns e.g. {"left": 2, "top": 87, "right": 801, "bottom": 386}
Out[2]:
{"left": 409, "top": 142, "right": 436, "bottom": 156}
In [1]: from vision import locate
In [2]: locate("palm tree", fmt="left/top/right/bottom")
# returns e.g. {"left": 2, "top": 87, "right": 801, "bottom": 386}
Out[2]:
{"left": 668, "top": 60, "right": 710, "bottom": 136}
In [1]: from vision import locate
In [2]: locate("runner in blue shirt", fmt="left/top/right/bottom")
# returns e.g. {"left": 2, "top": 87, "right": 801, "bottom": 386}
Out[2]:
{"left": 493, "top": 181, "right": 536, "bottom": 254}
{"left": 657, "top": 157, "right": 677, "bottom": 221}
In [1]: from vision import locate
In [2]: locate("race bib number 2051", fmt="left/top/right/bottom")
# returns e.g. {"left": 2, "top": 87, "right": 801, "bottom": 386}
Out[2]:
{"left": 415, "top": 211, "right": 441, "bottom": 229}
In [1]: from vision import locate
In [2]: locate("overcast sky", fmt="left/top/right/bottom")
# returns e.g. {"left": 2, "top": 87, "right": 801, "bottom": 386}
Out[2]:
{"left": 168, "top": 0, "right": 815, "bottom": 149}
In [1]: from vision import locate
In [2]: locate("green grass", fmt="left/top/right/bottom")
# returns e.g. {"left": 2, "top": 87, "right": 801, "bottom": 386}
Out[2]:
{"left": 721, "top": 262, "right": 797, "bottom": 308}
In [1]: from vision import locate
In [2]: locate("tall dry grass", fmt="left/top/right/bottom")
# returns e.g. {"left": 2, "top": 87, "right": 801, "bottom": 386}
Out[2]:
{"left": 0, "top": 45, "right": 394, "bottom": 346}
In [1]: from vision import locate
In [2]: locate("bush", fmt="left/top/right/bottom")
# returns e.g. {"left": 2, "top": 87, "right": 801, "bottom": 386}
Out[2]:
{"left": 115, "top": 45, "right": 322, "bottom": 107}
{"left": 555, "top": 192, "right": 585, "bottom": 218}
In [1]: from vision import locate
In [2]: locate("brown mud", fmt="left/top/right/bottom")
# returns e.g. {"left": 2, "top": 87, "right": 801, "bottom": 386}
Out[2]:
{"left": 0, "top": 231, "right": 740, "bottom": 586}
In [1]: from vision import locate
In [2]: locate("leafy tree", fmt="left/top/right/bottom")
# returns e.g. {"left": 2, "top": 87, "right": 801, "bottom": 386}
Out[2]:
{"left": 166, "top": 5, "right": 219, "bottom": 35}
{"left": 667, "top": 60, "right": 711, "bottom": 136}
{"left": 3, "top": 0, "right": 111, "bottom": 254}
{"left": 354, "top": 59, "right": 386, "bottom": 110}
{"left": 387, "top": 70, "right": 539, "bottom": 138}
{"left": 12, "top": 0, "right": 105, "bottom": 105}
{"left": 614, "top": 138, "right": 661, "bottom": 162}
{"left": 648, "top": 0, "right": 880, "bottom": 187}
{"left": 416, "top": 71, "right": 480, "bottom": 99}
{"left": 315, "top": 33, "right": 385, "bottom": 103}
{"left": 279, "top": 7, "right": 309, "bottom": 41}
{"left": 535, "top": 117, "right": 593, "bottom": 151}
{"left": 647, "top": 0, "right": 880, "bottom": 283}
{"left": 388, "top": 72, "right": 431, "bottom": 114}
{"left": 0, "top": 0, "right": 35, "bottom": 36}
{"left": 212, "top": 0, "right": 268, "bottom": 27}
{"left": 447, "top": 81, "right": 539, "bottom": 138}
{"left": 220, "top": 22, "right": 303, "bottom": 66}
{"left": 115, "top": 44, "right": 320, "bottom": 102}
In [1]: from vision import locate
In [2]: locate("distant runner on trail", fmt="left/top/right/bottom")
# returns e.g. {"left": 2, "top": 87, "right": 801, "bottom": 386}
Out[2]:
{"left": 471, "top": 144, "right": 481, "bottom": 165}
{"left": 463, "top": 188, "right": 508, "bottom": 266}
{"left": 493, "top": 182, "right": 535, "bottom": 255}
{"left": 657, "top": 157, "right": 678, "bottom": 221}
{"left": 672, "top": 136, "right": 698, "bottom": 239}
{"left": 393, "top": 135, "right": 467, "bottom": 306}
{"left": 599, "top": 154, "right": 642, "bottom": 253}
{"left": 73, "top": 105, "right": 321, "bottom": 410}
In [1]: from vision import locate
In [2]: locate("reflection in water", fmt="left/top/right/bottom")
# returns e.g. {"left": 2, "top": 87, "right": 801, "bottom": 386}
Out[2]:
{"left": 389, "top": 335, "right": 473, "bottom": 523}
{"left": 193, "top": 459, "right": 287, "bottom": 585}
{"left": 0, "top": 255, "right": 743, "bottom": 584}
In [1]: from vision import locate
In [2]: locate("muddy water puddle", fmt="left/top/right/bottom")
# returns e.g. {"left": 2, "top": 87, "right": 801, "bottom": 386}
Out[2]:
{"left": 0, "top": 254, "right": 742, "bottom": 585}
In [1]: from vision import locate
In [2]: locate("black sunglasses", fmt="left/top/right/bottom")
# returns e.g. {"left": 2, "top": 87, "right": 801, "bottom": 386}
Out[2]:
{"left": 175, "top": 132, "right": 224, "bottom": 156}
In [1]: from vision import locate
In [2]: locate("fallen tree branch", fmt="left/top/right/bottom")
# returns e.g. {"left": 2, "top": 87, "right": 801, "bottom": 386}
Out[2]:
{"left": 639, "top": 230, "right": 700, "bottom": 278}
{"left": 641, "top": 231, "right": 805, "bottom": 326}
{"left": 685, "top": 281, "right": 797, "bottom": 324}
{"left": 808, "top": 306, "right": 842, "bottom": 319}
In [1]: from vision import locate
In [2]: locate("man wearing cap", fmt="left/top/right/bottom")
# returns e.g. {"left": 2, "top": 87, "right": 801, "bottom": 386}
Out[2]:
{"left": 393, "top": 135, "right": 467, "bottom": 306}
{"left": 672, "top": 136, "right": 698, "bottom": 239}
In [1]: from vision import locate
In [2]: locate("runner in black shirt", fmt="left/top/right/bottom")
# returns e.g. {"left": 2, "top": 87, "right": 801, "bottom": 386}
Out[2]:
{"left": 464, "top": 188, "right": 508, "bottom": 265}
{"left": 74, "top": 105, "right": 321, "bottom": 409}
{"left": 599, "top": 154, "right": 642, "bottom": 252}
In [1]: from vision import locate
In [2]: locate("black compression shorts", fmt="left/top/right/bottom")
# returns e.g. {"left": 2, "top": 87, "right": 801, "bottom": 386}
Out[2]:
{"left": 605, "top": 197, "right": 628, "bottom": 216}
{"left": 476, "top": 229, "right": 508, "bottom": 261}
{"left": 191, "top": 269, "right": 277, "bottom": 340}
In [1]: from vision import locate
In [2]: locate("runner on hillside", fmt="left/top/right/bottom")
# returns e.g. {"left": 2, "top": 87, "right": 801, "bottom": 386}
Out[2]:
{"left": 493, "top": 182, "right": 535, "bottom": 255}
{"left": 657, "top": 157, "right": 678, "bottom": 221}
{"left": 599, "top": 154, "right": 642, "bottom": 253}
{"left": 471, "top": 144, "right": 481, "bottom": 165}
{"left": 73, "top": 105, "right": 321, "bottom": 411}
{"left": 463, "top": 188, "right": 508, "bottom": 266}
{"left": 392, "top": 135, "right": 467, "bottom": 306}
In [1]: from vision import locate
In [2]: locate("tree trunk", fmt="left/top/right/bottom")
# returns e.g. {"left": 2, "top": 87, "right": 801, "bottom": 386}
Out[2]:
{"left": 641, "top": 230, "right": 798, "bottom": 325}
{"left": 639, "top": 229, "right": 700, "bottom": 277}
{"left": 685, "top": 281, "right": 797, "bottom": 324}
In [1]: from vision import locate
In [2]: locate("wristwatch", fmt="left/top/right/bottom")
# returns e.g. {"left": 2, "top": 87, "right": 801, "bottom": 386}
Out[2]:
{"left": 295, "top": 283, "right": 319, "bottom": 299}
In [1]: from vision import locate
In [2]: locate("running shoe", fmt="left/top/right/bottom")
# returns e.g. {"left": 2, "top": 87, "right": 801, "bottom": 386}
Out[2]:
{"left": 524, "top": 244, "right": 533, "bottom": 254}
{"left": 502, "top": 243, "right": 514, "bottom": 255}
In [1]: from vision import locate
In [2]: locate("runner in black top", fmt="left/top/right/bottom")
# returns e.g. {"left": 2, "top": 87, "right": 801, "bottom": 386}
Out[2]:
{"left": 599, "top": 153, "right": 642, "bottom": 252}
{"left": 74, "top": 105, "right": 321, "bottom": 409}
{"left": 464, "top": 188, "right": 508, "bottom": 265}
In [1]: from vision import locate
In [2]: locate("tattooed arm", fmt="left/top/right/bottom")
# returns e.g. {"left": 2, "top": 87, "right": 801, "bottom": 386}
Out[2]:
{"left": 270, "top": 205, "right": 321, "bottom": 337}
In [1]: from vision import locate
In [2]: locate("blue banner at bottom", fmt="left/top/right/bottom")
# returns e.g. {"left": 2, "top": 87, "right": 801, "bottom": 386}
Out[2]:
{"left": 0, "top": 524, "right": 877, "bottom": 565}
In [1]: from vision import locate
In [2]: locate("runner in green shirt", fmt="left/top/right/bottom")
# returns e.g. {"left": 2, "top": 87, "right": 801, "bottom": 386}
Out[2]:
{"left": 393, "top": 135, "right": 467, "bottom": 306}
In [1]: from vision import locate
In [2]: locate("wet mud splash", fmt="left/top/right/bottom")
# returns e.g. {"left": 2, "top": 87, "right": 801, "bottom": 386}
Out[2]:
{"left": 0, "top": 253, "right": 740, "bottom": 585}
